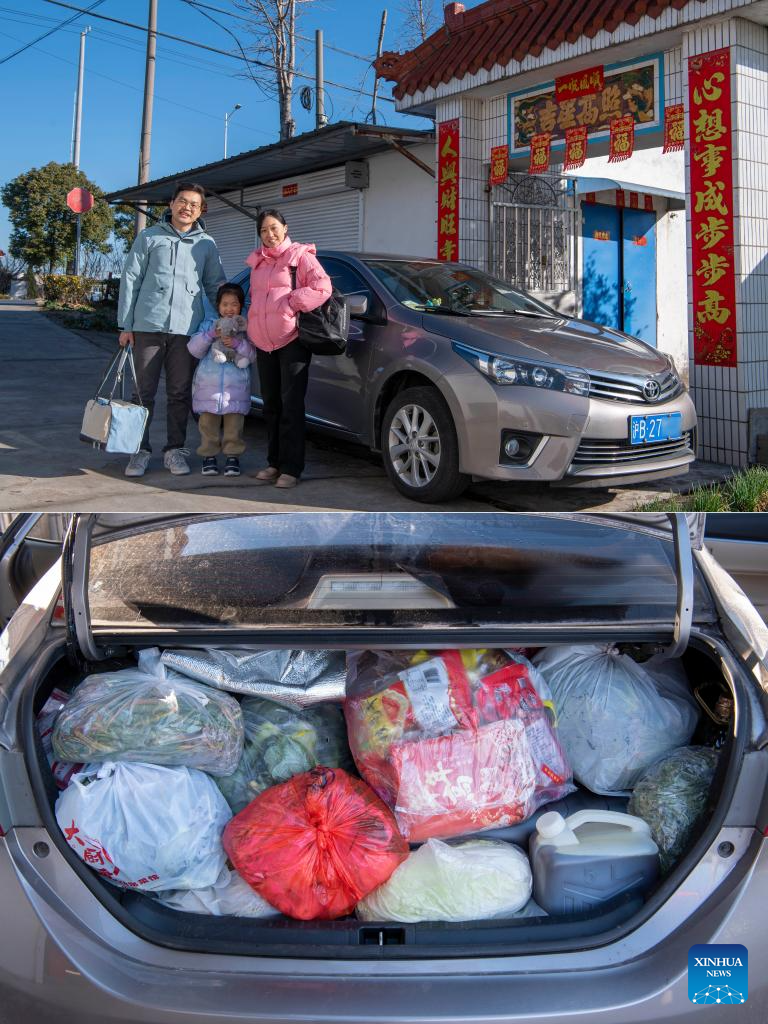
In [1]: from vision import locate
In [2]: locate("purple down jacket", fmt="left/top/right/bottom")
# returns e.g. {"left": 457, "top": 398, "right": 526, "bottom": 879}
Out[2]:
{"left": 188, "top": 321, "right": 256, "bottom": 416}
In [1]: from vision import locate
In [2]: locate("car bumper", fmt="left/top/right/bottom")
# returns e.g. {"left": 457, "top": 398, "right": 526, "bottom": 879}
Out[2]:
{"left": 2, "top": 826, "right": 765, "bottom": 1024}
{"left": 440, "top": 368, "right": 697, "bottom": 485}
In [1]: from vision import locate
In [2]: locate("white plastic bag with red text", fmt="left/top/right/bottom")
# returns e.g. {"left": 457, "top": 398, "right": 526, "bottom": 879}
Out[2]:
{"left": 55, "top": 761, "right": 231, "bottom": 892}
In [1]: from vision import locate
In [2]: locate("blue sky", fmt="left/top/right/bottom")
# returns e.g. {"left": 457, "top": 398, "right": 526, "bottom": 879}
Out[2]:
{"left": 0, "top": 0, "right": 440, "bottom": 254}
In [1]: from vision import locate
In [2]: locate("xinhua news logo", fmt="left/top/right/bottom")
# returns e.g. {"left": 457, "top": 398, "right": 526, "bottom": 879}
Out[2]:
{"left": 688, "top": 944, "right": 748, "bottom": 1005}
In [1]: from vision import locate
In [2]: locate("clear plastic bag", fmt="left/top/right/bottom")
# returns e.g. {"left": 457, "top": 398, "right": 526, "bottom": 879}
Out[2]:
{"left": 36, "top": 687, "right": 84, "bottom": 789}
{"left": 357, "top": 838, "right": 533, "bottom": 923}
{"left": 216, "top": 697, "right": 354, "bottom": 813}
{"left": 51, "top": 650, "right": 244, "bottom": 776}
{"left": 224, "top": 766, "right": 409, "bottom": 920}
{"left": 157, "top": 866, "right": 280, "bottom": 918}
{"left": 533, "top": 645, "right": 699, "bottom": 794}
{"left": 161, "top": 649, "right": 347, "bottom": 706}
{"left": 345, "top": 649, "right": 573, "bottom": 841}
{"left": 627, "top": 746, "right": 719, "bottom": 872}
{"left": 55, "top": 762, "right": 231, "bottom": 891}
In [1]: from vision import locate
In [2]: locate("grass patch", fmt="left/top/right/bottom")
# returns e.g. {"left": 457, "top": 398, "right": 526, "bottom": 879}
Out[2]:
{"left": 636, "top": 466, "right": 768, "bottom": 512}
{"left": 44, "top": 301, "right": 117, "bottom": 332}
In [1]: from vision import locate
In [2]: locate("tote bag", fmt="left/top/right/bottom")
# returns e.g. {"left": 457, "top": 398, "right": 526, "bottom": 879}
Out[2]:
{"left": 80, "top": 347, "right": 148, "bottom": 454}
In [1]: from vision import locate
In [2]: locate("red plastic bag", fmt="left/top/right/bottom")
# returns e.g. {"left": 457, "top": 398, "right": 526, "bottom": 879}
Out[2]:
{"left": 345, "top": 650, "right": 573, "bottom": 842}
{"left": 222, "top": 766, "right": 409, "bottom": 920}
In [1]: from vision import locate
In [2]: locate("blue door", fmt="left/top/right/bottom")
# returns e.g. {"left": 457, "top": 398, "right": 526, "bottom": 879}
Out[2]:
{"left": 622, "top": 207, "right": 657, "bottom": 347}
{"left": 581, "top": 203, "right": 657, "bottom": 345}
{"left": 582, "top": 204, "right": 621, "bottom": 330}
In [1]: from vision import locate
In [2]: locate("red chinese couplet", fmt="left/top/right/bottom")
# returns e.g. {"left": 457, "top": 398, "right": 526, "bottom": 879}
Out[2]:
{"left": 663, "top": 103, "right": 685, "bottom": 153}
{"left": 555, "top": 64, "right": 604, "bottom": 101}
{"left": 437, "top": 120, "right": 460, "bottom": 261}
{"left": 629, "top": 191, "right": 639, "bottom": 209}
{"left": 615, "top": 190, "right": 626, "bottom": 208}
{"left": 489, "top": 144, "right": 509, "bottom": 186}
{"left": 563, "top": 126, "right": 588, "bottom": 170}
{"left": 644, "top": 194, "right": 654, "bottom": 212}
{"left": 529, "top": 133, "right": 551, "bottom": 175}
{"left": 609, "top": 115, "right": 634, "bottom": 162}
{"left": 688, "top": 47, "right": 737, "bottom": 367}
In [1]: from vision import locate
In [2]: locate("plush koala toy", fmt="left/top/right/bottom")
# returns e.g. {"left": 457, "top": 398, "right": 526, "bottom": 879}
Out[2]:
{"left": 212, "top": 314, "right": 250, "bottom": 368}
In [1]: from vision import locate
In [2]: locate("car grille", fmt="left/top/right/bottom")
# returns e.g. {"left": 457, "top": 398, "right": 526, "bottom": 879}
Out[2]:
{"left": 588, "top": 368, "right": 682, "bottom": 404}
{"left": 572, "top": 430, "right": 695, "bottom": 464}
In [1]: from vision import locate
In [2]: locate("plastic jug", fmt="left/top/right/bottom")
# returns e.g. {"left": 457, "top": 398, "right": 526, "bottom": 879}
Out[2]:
{"left": 530, "top": 809, "right": 659, "bottom": 915}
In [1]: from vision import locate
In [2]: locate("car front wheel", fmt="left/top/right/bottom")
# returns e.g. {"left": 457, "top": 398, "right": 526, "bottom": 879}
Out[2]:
{"left": 381, "top": 386, "right": 469, "bottom": 503}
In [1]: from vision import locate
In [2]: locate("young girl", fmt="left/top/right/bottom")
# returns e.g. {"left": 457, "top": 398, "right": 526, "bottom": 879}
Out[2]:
{"left": 187, "top": 283, "right": 255, "bottom": 476}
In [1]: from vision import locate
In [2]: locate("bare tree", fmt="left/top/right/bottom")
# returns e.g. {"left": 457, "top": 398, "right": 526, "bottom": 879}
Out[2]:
{"left": 235, "top": 0, "right": 319, "bottom": 141}
{"left": 397, "top": 0, "right": 439, "bottom": 50}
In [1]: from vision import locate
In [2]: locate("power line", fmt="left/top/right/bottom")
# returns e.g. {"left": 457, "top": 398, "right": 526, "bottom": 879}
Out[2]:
{"left": 185, "top": 0, "right": 375, "bottom": 63}
{"left": 0, "top": 0, "right": 104, "bottom": 65}
{"left": 43, "top": 0, "right": 395, "bottom": 101}
{"left": 0, "top": 27, "right": 274, "bottom": 138}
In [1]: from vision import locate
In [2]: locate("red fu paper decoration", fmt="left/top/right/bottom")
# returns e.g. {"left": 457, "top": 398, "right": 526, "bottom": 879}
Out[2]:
{"left": 563, "top": 126, "right": 588, "bottom": 171}
{"left": 688, "top": 47, "right": 737, "bottom": 367}
{"left": 437, "top": 119, "right": 460, "bottom": 262}
{"left": 609, "top": 115, "right": 634, "bottom": 162}
{"left": 529, "top": 133, "right": 551, "bottom": 175}
{"left": 663, "top": 103, "right": 685, "bottom": 153}
{"left": 489, "top": 145, "right": 508, "bottom": 186}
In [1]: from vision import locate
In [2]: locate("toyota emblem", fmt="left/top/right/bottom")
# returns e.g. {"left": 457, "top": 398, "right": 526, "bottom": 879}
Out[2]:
{"left": 643, "top": 379, "right": 661, "bottom": 402}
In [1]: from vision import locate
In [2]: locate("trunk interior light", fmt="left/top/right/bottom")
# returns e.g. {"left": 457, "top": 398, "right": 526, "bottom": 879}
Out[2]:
{"left": 307, "top": 573, "right": 456, "bottom": 610}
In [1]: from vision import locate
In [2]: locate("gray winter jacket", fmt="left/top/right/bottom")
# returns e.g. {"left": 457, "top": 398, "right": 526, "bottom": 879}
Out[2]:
{"left": 118, "top": 212, "right": 225, "bottom": 336}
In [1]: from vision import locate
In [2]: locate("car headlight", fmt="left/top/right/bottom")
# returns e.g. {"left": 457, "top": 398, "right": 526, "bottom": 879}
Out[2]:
{"left": 452, "top": 341, "right": 590, "bottom": 397}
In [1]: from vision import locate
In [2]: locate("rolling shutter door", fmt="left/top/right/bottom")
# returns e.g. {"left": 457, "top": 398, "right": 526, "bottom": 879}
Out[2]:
{"left": 280, "top": 191, "right": 361, "bottom": 250}
{"left": 203, "top": 207, "right": 257, "bottom": 279}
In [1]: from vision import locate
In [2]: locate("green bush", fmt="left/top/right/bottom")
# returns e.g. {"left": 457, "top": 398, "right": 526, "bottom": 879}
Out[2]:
{"left": 41, "top": 274, "right": 97, "bottom": 306}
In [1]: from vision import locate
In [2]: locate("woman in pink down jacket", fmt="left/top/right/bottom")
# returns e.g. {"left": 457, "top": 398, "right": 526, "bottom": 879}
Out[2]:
{"left": 246, "top": 208, "right": 332, "bottom": 489}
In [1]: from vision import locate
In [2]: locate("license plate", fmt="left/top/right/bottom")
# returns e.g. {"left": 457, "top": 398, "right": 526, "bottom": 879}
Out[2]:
{"left": 629, "top": 412, "right": 683, "bottom": 445}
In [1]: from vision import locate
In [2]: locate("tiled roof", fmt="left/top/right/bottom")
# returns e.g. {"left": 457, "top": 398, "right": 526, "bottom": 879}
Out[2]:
{"left": 375, "top": 0, "right": 703, "bottom": 99}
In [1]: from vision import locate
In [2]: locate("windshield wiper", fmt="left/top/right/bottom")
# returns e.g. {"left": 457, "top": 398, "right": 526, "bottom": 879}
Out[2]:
{"left": 506, "top": 308, "right": 561, "bottom": 320}
{"left": 416, "top": 306, "right": 470, "bottom": 316}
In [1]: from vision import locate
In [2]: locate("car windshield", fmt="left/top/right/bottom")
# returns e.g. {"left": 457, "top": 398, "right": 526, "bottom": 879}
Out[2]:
{"left": 363, "top": 260, "right": 558, "bottom": 316}
{"left": 86, "top": 513, "right": 715, "bottom": 628}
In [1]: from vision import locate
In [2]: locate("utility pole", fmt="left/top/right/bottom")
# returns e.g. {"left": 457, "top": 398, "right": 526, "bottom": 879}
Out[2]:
{"left": 370, "top": 10, "right": 387, "bottom": 125}
{"left": 71, "top": 25, "right": 89, "bottom": 166}
{"left": 315, "top": 29, "right": 327, "bottom": 129}
{"left": 135, "top": 0, "right": 157, "bottom": 236}
{"left": 71, "top": 25, "right": 89, "bottom": 276}
{"left": 224, "top": 103, "right": 241, "bottom": 159}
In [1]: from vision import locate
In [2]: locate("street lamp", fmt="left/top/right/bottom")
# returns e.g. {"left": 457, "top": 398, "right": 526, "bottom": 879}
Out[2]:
{"left": 224, "top": 103, "right": 242, "bottom": 159}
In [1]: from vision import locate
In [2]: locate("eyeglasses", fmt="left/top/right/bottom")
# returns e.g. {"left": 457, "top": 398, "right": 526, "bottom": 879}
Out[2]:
{"left": 174, "top": 199, "right": 202, "bottom": 210}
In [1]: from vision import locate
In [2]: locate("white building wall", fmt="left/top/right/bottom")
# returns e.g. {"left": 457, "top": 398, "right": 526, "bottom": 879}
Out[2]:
{"left": 361, "top": 144, "right": 436, "bottom": 255}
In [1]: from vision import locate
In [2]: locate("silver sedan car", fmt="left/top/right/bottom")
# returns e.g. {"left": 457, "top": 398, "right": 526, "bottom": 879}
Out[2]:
{"left": 237, "top": 255, "right": 697, "bottom": 502}
{"left": 0, "top": 512, "right": 766, "bottom": 1024}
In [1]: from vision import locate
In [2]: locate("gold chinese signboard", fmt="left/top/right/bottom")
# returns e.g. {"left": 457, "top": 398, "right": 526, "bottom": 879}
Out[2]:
{"left": 688, "top": 48, "right": 737, "bottom": 367}
{"left": 437, "top": 119, "right": 460, "bottom": 262}
{"left": 509, "top": 56, "right": 660, "bottom": 152}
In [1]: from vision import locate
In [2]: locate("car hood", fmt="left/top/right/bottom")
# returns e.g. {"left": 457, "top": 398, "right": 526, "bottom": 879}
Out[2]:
{"left": 428, "top": 313, "right": 670, "bottom": 376}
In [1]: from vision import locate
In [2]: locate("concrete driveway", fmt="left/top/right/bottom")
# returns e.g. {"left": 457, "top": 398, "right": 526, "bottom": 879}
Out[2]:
{"left": 0, "top": 304, "right": 735, "bottom": 513}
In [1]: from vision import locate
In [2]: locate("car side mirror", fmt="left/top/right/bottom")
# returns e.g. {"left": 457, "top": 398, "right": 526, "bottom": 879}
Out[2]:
{"left": 347, "top": 294, "right": 368, "bottom": 318}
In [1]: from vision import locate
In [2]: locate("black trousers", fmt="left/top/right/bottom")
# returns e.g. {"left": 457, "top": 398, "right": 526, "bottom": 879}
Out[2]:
{"left": 256, "top": 339, "right": 311, "bottom": 478}
{"left": 130, "top": 332, "right": 196, "bottom": 453}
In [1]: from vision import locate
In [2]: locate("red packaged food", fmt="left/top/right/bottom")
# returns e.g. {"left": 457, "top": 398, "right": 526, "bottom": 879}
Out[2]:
{"left": 223, "top": 766, "right": 409, "bottom": 920}
{"left": 345, "top": 650, "right": 573, "bottom": 841}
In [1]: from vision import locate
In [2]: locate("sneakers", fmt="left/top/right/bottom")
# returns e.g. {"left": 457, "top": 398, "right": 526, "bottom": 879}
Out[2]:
{"left": 125, "top": 450, "right": 151, "bottom": 477}
{"left": 201, "top": 456, "right": 219, "bottom": 475}
{"left": 163, "top": 448, "right": 191, "bottom": 475}
{"left": 224, "top": 456, "right": 241, "bottom": 477}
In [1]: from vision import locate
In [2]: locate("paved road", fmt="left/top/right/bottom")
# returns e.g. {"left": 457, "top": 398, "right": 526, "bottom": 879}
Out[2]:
{"left": 0, "top": 304, "right": 735, "bottom": 513}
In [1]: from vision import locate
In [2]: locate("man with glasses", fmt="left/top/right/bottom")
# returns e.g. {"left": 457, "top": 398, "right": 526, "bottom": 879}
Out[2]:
{"left": 117, "top": 182, "right": 226, "bottom": 477}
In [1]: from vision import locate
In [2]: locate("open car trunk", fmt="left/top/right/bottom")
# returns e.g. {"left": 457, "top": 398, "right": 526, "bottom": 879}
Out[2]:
{"left": 23, "top": 630, "right": 745, "bottom": 960}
